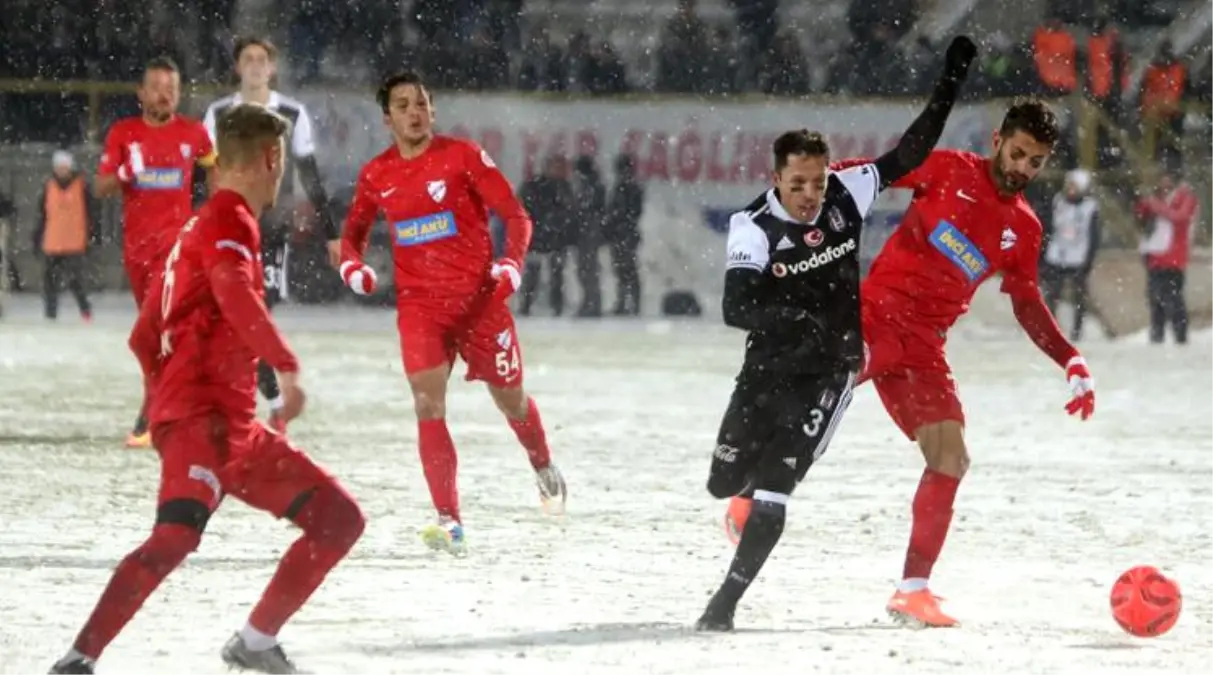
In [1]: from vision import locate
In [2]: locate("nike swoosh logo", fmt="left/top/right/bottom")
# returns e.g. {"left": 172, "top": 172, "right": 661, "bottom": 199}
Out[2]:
{"left": 380, "top": 188, "right": 396, "bottom": 198}
{"left": 956, "top": 190, "right": 976, "bottom": 203}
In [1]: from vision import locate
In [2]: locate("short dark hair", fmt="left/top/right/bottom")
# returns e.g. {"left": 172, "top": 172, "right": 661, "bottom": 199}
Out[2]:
{"left": 772, "top": 130, "right": 830, "bottom": 171}
{"left": 376, "top": 71, "right": 430, "bottom": 114}
{"left": 143, "top": 56, "right": 179, "bottom": 78}
{"left": 1000, "top": 98, "right": 1060, "bottom": 147}
{"left": 233, "top": 36, "right": 278, "bottom": 63}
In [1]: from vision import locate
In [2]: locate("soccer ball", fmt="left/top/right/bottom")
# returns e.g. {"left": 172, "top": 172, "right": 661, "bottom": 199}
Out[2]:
{"left": 1110, "top": 565, "right": 1182, "bottom": 637}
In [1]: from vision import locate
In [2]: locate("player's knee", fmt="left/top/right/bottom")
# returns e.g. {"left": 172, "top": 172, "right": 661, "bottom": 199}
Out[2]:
{"left": 916, "top": 420, "right": 969, "bottom": 478}
{"left": 488, "top": 385, "right": 527, "bottom": 419}
{"left": 290, "top": 484, "right": 365, "bottom": 553}
{"left": 747, "top": 491, "right": 789, "bottom": 536}
{"left": 412, "top": 391, "right": 446, "bottom": 420}
{"left": 156, "top": 498, "right": 213, "bottom": 533}
{"left": 706, "top": 472, "right": 742, "bottom": 500}
{"left": 134, "top": 522, "right": 202, "bottom": 575}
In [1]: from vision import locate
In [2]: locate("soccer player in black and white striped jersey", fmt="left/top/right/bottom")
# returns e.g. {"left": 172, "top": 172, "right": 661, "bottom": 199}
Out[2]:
{"left": 203, "top": 36, "right": 340, "bottom": 432}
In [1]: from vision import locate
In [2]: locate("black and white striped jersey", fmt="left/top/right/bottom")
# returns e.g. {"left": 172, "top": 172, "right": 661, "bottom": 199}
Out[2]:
{"left": 202, "top": 90, "right": 316, "bottom": 200}
{"left": 723, "top": 163, "right": 881, "bottom": 377}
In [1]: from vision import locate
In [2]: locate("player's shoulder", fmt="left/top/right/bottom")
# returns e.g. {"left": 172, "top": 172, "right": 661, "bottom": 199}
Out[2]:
{"left": 933, "top": 148, "right": 982, "bottom": 166}
{"left": 106, "top": 117, "right": 141, "bottom": 137}
{"left": 435, "top": 134, "right": 477, "bottom": 153}
{"left": 205, "top": 93, "right": 239, "bottom": 115}
{"left": 272, "top": 90, "right": 308, "bottom": 114}
{"left": 738, "top": 190, "right": 772, "bottom": 220}
{"left": 1011, "top": 198, "right": 1043, "bottom": 232}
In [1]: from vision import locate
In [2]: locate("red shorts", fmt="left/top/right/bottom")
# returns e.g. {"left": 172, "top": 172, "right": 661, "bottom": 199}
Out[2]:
{"left": 397, "top": 297, "right": 523, "bottom": 388}
{"left": 124, "top": 255, "right": 162, "bottom": 308}
{"left": 860, "top": 306, "right": 964, "bottom": 440}
{"left": 152, "top": 414, "right": 335, "bottom": 518}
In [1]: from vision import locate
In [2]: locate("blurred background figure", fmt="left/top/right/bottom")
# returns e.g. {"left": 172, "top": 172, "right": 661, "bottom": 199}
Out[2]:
{"left": 32, "top": 150, "right": 95, "bottom": 322}
{"left": 571, "top": 154, "right": 605, "bottom": 318}
{"left": 604, "top": 154, "right": 644, "bottom": 317}
{"left": 1041, "top": 169, "right": 1100, "bottom": 341}
{"left": 1137, "top": 167, "right": 1199, "bottom": 345}
{"left": 518, "top": 155, "right": 574, "bottom": 316}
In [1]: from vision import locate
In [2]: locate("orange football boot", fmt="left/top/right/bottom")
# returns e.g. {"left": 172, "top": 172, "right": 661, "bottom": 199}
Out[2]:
{"left": 887, "top": 588, "right": 959, "bottom": 627}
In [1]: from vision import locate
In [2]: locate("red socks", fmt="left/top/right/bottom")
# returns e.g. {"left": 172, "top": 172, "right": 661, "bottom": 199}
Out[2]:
{"left": 903, "top": 468, "right": 961, "bottom": 581}
{"left": 73, "top": 523, "right": 199, "bottom": 658}
{"left": 418, "top": 418, "right": 460, "bottom": 522}
{"left": 507, "top": 397, "right": 551, "bottom": 470}
{"left": 248, "top": 484, "right": 364, "bottom": 635}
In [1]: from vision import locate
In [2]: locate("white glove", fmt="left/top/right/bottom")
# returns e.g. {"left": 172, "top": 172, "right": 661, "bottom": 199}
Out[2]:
{"left": 490, "top": 258, "right": 522, "bottom": 297}
{"left": 116, "top": 143, "right": 146, "bottom": 183}
{"left": 340, "top": 260, "right": 377, "bottom": 296}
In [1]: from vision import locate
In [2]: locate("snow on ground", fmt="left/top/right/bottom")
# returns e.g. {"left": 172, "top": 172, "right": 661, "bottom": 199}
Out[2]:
{"left": 0, "top": 293, "right": 1210, "bottom": 674}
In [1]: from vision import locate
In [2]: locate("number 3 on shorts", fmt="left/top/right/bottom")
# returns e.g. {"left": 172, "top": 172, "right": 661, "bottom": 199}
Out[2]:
{"left": 803, "top": 408, "right": 824, "bottom": 437}
{"left": 495, "top": 345, "right": 521, "bottom": 380}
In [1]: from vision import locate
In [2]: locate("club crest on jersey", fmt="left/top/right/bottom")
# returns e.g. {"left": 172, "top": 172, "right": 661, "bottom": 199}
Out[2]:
{"left": 827, "top": 207, "right": 847, "bottom": 232}
{"left": 803, "top": 228, "right": 825, "bottom": 247}
{"left": 180, "top": 143, "right": 192, "bottom": 159}
{"left": 427, "top": 180, "right": 446, "bottom": 203}
{"left": 929, "top": 220, "right": 988, "bottom": 281}
{"left": 394, "top": 210, "right": 458, "bottom": 246}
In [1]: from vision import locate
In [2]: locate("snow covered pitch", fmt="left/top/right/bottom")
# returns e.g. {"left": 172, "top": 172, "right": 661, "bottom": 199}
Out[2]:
{"left": 1, "top": 293, "right": 1208, "bottom": 674}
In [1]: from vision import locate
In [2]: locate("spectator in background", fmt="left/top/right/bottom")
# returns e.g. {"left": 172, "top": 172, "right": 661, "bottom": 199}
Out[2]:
{"left": 1041, "top": 169, "right": 1100, "bottom": 341}
{"left": 0, "top": 189, "right": 20, "bottom": 294}
{"left": 518, "top": 156, "right": 575, "bottom": 317}
{"left": 1139, "top": 40, "right": 1188, "bottom": 170}
{"left": 656, "top": 0, "right": 710, "bottom": 93}
{"left": 1032, "top": 18, "right": 1078, "bottom": 97}
{"left": 761, "top": 31, "right": 811, "bottom": 96}
{"left": 571, "top": 154, "right": 606, "bottom": 318}
{"left": 582, "top": 39, "right": 630, "bottom": 95}
{"left": 1136, "top": 168, "right": 1199, "bottom": 345}
{"left": 32, "top": 150, "right": 96, "bottom": 322}
{"left": 517, "top": 21, "right": 568, "bottom": 92}
{"left": 604, "top": 155, "right": 645, "bottom": 316}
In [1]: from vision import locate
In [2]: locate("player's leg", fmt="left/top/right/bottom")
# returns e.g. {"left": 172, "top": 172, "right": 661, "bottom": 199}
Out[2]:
{"left": 1166, "top": 269, "right": 1188, "bottom": 344}
{"left": 1070, "top": 269, "right": 1089, "bottom": 341}
{"left": 43, "top": 255, "right": 61, "bottom": 320}
{"left": 219, "top": 425, "right": 365, "bottom": 672}
{"left": 697, "top": 373, "right": 855, "bottom": 631}
{"left": 463, "top": 302, "right": 566, "bottom": 514}
{"left": 66, "top": 254, "right": 92, "bottom": 320}
{"left": 1146, "top": 268, "right": 1167, "bottom": 343}
{"left": 124, "top": 259, "right": 154, "bottom": 448}
{"left": 51, "top": 417, "right": 222, "bottom": 673}
{"left": 873, "top": 367, "right": 965, "bottom": 628}
{"left": 258, "top": 230, "right": 287, "bottom": 430}
{"left": 519, "top": 254, "right": 541, "bottom": 316}
{"left": 399, "top": 306, "right": 466, "bottom": 553}
{"left": 549, "top": 249, "right": 567, "bottom": 316}
{"left": 710, "top": 381, "right": 777, "bottom": 544}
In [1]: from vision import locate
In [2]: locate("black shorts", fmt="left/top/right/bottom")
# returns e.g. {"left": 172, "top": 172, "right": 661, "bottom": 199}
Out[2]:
{"left": 260, "top": 210, "right": 292, "bottom": 309}
{"left": 707, "top": 370, "right": 856, "bottom": 500}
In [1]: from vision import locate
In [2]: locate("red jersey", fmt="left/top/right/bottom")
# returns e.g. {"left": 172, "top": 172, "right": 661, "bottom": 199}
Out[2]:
{"left": 130, "top": 190, "right": 297, "bottom": 430}
{"left": 99, "top": 115, "right": 215, "bottom": 264}
{"left": 863, "top": 150, "right": 1044, "bottom": 331}
{"left": 342, "top": 136, "right": 532, "bottom": 302}
{"left": 1136, "top": 182, "right": 1199, "bottom": 270}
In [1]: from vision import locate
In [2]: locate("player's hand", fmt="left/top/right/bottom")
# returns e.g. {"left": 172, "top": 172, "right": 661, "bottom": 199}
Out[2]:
{"left": 944, "top": 36, "right": 978, "bottom": 78}
{"left": 340, "top": 260, "right": 377, "bottom": 296}
{"left": 1064, "top": 355, "right": 1095, "bottom": 420}
{"left": 326, "top": 239, "right": 342, "bottom": 268}
{"left": 490, "top": 258, "right": 522, "bottom": 301}
{"left": 116, "top": 143, "right": 146, "bottom": 183}
{"left": 276, "top": 370, "right": 307, "bottom": 422}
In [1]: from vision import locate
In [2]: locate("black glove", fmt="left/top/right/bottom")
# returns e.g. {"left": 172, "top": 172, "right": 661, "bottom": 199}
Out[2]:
{"left": 944, "top": 36, "right": 978, "bottom": 81}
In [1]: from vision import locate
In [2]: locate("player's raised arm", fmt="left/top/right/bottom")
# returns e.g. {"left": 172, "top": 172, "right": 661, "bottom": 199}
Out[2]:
{"left": 94, "top": 126, "right": 129, "bottom": 198}
{"left": 870, "top": 36, "right": 976, "bottom": 189}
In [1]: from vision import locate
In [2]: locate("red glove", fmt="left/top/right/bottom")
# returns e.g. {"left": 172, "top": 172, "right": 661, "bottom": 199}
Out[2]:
{"left": 340, "top": 260, "right": 377, "bottom": 296}
{"left": 1064, "top": 355, "right": 1095, "bottom": 420}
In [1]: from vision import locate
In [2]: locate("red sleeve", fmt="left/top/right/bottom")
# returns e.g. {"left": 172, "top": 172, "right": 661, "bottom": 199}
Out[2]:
{"left": 1146, "top": 187, "right": 1198, "bottom": 224}
{"left": 463, "top": 141, "right": 532, "bottom": 264}
{"left": 1002, "top": 221, "right": 1078, "bottom": 368}
{"left": 340, "top": 163, "right": 379, "bottom": 263}
{"left": 890, "top": 150, "right": 950, "bottom": 191}
{"left": 203, "top": 215, "right": 300, "bottom": 373}
{"left": 98, "top": 124, "right": 124, "bottom": 176}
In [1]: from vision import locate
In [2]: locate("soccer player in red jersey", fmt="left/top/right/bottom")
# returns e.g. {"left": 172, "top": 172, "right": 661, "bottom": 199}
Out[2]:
{"left": 340, "top": 71, "right": 566, "bottom": 555}
{"left": 51, "top": 104, "right": 364, "bottom": 675}
{"left": 96, "top": 56, "right": 216, "bottom": 448}
{"left": 724, "top": 99, "right": 1097, "bottom": 627}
